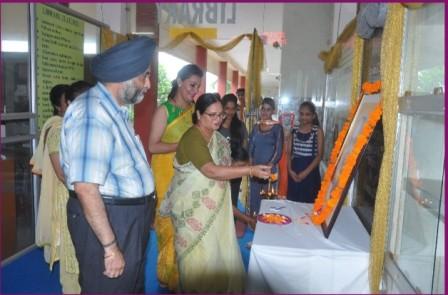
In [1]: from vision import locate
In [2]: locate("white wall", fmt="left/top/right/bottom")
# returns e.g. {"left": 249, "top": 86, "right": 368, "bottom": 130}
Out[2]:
{"left": 70, "top": 3, "right": 129, "bottom": 34}
{"left": 280, "top": 4, "right": 333, "bottom": 106}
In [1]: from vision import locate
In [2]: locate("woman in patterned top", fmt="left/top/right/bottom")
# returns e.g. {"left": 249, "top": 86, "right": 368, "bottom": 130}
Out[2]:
{"left": 287, "top": 101, "right": 324, "bottom": 203}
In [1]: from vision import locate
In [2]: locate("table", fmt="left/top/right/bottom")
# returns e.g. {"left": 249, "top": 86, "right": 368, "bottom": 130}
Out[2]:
{"left": 246, "top": 200, "right": 371, "bottom": 294}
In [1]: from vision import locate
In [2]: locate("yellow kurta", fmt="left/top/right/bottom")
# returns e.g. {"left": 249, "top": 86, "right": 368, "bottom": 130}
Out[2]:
{"left": 31, "top": 116, "right": 80, "bottom": 293}
{"left": 47, "top": 124, "right": 80, "bottom": 294}
{"left": 152, "top": 107, "right": 193, "bottom": 290}
{"left": 30, "top": 116, "right": 61, "bottom": 263}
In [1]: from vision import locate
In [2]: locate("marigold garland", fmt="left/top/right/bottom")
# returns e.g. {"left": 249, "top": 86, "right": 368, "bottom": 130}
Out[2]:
{"left": 362, "top": 80, "right": 382, "bottom": 94}
{"left": 311, "top": 81, "right": 382, "bottom": 225}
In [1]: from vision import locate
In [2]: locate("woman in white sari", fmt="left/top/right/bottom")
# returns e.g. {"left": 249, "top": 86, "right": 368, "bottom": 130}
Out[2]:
{"left": 160, "top": 93, "right": 271, "bottom": 293}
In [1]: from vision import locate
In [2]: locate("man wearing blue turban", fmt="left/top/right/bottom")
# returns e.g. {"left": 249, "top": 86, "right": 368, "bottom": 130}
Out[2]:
{"left": 60, "top": 36, "right": 157, "bottom": 293}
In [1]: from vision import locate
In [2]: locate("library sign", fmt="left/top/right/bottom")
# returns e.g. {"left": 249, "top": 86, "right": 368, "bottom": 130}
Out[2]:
{"left": 158, "top": 3, "right": 237, "bottom": 25}
{"left": 35, "top": 4, "right": 84, "bottom": 130}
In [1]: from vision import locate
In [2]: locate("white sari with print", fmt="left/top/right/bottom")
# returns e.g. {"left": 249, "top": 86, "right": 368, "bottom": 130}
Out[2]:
{"left": 160, "top": 131, "right": 245, "bottom": 293}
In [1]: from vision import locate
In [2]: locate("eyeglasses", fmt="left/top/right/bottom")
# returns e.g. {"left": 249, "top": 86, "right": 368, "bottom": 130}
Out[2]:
{"left": 204, "top": 112, "right": 226, "bottom": 120}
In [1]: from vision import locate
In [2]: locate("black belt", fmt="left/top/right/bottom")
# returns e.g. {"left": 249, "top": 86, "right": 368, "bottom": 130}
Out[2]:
{"left": 69, "top": 190, "right": 155, "bottom": 206}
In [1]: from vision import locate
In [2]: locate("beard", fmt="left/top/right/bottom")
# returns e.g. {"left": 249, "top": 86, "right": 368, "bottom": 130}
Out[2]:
{"left": 121, "top": 80, "right": 146, "bottom": 105}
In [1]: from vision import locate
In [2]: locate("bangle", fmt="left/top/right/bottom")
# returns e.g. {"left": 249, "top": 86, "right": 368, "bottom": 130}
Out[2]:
{"left": 249, "top": 166, "right": 253, "bottom": 177}
{"left": 102, "top": 238, "right": 116, "bottom": 248}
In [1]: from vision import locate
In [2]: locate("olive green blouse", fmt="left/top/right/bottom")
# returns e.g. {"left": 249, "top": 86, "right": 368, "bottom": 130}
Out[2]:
{"left": 176, "top": 126, "right": 213, "bottom": 169}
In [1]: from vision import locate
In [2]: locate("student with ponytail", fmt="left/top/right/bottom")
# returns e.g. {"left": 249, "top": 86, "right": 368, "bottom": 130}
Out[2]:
{"left": 287, "top": 101, "right": 324, "bottom": 203}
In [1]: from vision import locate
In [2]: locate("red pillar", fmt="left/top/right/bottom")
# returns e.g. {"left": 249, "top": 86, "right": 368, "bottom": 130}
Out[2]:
{"left": 239, "top": 76, "right": 246, "bottom": 89}
{"left": 218, "top": 61, "right": 227, "bottom": 97}
{"left": 135, "top": 54, "right": 158, "bottom": 162}
{"left": 134, "top": 3, "right": 158, "bottom": 161}
{"left": 195, "top": 45, "right": 207, "bottom": 97}
{"left": 231, "top": 70, "right": 238, "bottom": 94}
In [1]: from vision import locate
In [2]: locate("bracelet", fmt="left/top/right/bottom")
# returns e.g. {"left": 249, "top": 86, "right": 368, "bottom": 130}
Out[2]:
{"left": 102, "top": 238, "right": 116, "bottom": 248}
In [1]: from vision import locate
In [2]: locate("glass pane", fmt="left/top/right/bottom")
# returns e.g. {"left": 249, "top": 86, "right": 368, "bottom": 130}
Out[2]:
{"left": 322, "top": 48, "right": 353, "bottom": 163}
{"left": 401, "top": 4, "right": 445, "bottom": 95}
{"left": 1, "top": 3, "right": 35, "bottom": 259}
{"left": 83, "top": 22, "right": 100, "bottom": 83}
{"left": 1, "top": 3, "right": 30, "bottom": 113}
{"left": 391, "top": 112, "right": 444, "bottom": 293}
{"left": 1, "top": 141, "right": 35, "bottom": 259}
{"left": 3, "top": 119, "right": 30, "bottom": 137}
{"left": 278, "top": 68, "right": 326, "bottom": 130}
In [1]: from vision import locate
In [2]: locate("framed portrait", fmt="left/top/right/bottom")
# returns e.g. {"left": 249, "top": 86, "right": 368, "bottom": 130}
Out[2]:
{"left": 317, "top": 93, "right": 382, "bottom": 238}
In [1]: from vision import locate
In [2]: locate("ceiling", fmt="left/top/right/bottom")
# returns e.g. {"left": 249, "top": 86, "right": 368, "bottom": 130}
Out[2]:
{"left": 158, "top": 3, "right": 285, "bottom": 97}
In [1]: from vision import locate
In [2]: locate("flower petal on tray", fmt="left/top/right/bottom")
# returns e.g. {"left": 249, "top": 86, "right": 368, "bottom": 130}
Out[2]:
{"left": 257, "top": 213, "right": 292, "bottom": 225}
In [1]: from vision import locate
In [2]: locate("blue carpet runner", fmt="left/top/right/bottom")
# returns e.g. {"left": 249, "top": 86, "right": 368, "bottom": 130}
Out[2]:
{"left": 1, "top": 227, "right": 254, "bottom": 294}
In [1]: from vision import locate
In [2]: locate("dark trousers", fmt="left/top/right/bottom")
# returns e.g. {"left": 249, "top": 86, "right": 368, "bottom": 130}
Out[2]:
{"left": 230, "top": 177, "right": 242, "bottom": 207}
{"left": 67, "top": 195, "right": 155, "bottom": 293}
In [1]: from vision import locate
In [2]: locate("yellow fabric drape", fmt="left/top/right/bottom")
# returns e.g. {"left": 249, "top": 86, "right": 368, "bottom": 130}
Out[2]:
{"left": 244, "top": 29, "right": 265, "bottom": 112}
{"left": 160, "top": 29, "right": 264, "bottom": 121}
{"left": 161, "top": 31, "right": 252, "bottom": 52}
{"left": 319, "top": 18, "right": 357, "bottom": 73}
{"left": 101, "top": 27, "right": 128, "bottom": 52}
{"left": 242, "top": 29, "right": 265, "bottom": 210}
{"left": 350, "top": 35, "right": 364, "bottom": 105}
{"left": 369, "top": 4, "right": 405, "bottom": 293}
{"left": 401, "top": 3, "right": 425, "bottom": 9}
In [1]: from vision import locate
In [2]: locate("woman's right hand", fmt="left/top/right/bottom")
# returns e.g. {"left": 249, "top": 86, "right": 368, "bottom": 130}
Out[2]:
{"left": 246, "top": 215, "right": 257, "bottom": 230}
{"left": 251, "top": 165, "right": 271, "bottom": 179}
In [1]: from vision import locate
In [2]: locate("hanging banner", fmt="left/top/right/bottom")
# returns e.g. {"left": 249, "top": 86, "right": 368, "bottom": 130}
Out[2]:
{"left": 35, "top": 4, "right": 84, "bottom": 131}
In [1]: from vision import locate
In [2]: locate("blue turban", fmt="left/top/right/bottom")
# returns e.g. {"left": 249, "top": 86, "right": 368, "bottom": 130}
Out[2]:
{"left": 91, "top": 36, "right": 156, "bottom": 83}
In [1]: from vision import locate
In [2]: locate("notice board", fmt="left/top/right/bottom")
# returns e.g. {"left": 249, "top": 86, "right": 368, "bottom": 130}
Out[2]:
{"left": 35, "top": 4, "right": 84, "bottom": 130}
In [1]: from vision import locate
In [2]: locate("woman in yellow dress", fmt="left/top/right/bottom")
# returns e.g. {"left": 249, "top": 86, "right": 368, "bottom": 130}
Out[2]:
{"left": 148, "top": 64, "right": 203, "bottom": 291}
{"left": 159, "top": 93, "right": 271, "bottom": 293}
{"left": 31, "top": 85, "right": 69, "bottom": 265}
{"left": 31, "top": 81, "right": 90, "bottom": 293}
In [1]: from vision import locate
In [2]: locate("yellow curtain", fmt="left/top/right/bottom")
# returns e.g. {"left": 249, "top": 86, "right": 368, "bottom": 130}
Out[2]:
{"left": 242, "top": 29, "right": 265, "bottom": 210}
{"left": 161, "top": 31, "right": 252, "bottom": 52}
{"left": 369, "top": 4, "right": 405, "bottom": 293}
{"left": 160, "top": 29, "right": 265, "bottom": 125}
{"left": 401, "top": 3, "right": 425, "bottom": 9}
{"left": 100, "top": 27, "right": 128, "bottom": 52}
{"left": 319, "top": 18, "right": 357, "bottom": 73}
{"left": 244, "top": 29, "right": 265, "bottom": 113}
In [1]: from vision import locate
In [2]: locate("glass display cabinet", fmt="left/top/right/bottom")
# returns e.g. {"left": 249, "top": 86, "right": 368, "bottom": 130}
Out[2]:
{"left": 385, "top": 94, "right": 444, "bottom": 294}
{"left": 383, "top": 4, "right": 444, "bottom": 294}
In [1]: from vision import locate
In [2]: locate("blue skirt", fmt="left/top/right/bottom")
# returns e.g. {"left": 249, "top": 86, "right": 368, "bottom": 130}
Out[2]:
{"left": 287, "top": 156, "right": 321, "bottom": 203}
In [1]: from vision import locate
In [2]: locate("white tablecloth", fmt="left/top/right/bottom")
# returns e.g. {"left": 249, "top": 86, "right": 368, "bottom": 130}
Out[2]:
{"left": 246, "top": 200, "right": 371, "bottom": 294}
